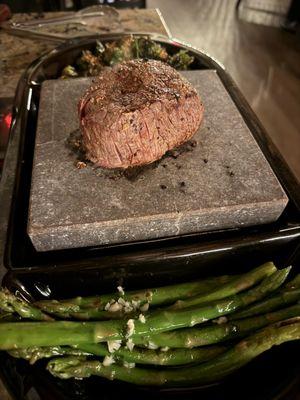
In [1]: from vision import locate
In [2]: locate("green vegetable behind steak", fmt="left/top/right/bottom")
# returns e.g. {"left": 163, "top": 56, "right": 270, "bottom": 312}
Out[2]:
{"left": 60, "top": 36, "right": 195, "bottom": 79}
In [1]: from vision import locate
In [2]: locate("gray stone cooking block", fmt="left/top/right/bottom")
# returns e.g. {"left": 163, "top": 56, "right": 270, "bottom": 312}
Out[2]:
{"left": 28, "top": 70, "right": 288, "bottom": 251}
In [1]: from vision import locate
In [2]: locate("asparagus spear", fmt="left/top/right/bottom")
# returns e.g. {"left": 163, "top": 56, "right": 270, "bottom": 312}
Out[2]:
{"left": 47, "top": 318, "right": 300, "bottom": 385}
{"left": 133, "top": 304, "right": 300, "bottom": 348}
{"left": 9, "top": 343, "right": 227, "bottom": 366}
{"left": 66, "top": 310, "right": 132, "bottom": 321}
{"left": 0, "top": 268, "right": 290, "bottom": 350}
{"left": 77, "top": 343, "right": 227, "bottom": 366}
{"left": 32, "top": 308, "right": 134, "bottom": 321}
{"left": 35, "top": 263, "right": 276, "bottom": 320}
{"left": 34, "top": 273, "right": 241, "bottom": 316}
{"left": 79, "top": 275, "right": 239, "bottom": 307}
{"left": 171, "top": 262, "right": 276, "bottom": 309}
{"left": 230, "top": 288, "right": 300, "bottom": 320}
{"left": 284, "top": 274, "right": 300, "bottom": 290}
{"left": 0, "top": 320, "right": 121, "bottom": 350}
{"left": 230, "top": 273, "right": 300, "bottom": 320}
{"left": 0, "top": 313, "right": 21, "bottom": 322}
{"left": 8, "top": 346, "right": 93, "bottom": 365}
{"left": 0, "top": 289, "right": 52, "bottom": 321}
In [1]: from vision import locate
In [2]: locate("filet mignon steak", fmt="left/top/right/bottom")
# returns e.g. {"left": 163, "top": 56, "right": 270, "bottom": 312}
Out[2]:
{"left": 78, "top": 59, "right": 204, "bottom": 169}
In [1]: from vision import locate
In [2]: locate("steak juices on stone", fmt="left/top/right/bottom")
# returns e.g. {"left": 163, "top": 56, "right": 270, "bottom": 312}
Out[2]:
{"left": 78, "top": 59, "right": 204, "bottom": 169}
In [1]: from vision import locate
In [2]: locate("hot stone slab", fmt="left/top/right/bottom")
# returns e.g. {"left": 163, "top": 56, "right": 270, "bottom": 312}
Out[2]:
{"left": 28, "top": 70, "right": 288, "bottom": 251}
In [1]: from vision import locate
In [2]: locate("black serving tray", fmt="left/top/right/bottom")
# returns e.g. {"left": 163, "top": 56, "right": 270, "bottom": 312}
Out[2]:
{"left": 0, "top": 34, "right": 300, "bottom": 399}
{"left": 1, "top": 33, "right": 300, "bottom": 275}
{"left": 1, "top": 241, "right": 300, "bottom": 400}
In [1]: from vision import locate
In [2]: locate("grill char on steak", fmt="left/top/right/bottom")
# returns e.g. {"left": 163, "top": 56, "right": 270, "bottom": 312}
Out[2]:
{"left": 78, "top": 59, "right": 204, "bottom": 169}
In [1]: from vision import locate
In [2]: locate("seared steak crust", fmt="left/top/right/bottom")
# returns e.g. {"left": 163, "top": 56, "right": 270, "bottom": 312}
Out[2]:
{"left": 79, "top": 59, "right": 204, "bottom": 169}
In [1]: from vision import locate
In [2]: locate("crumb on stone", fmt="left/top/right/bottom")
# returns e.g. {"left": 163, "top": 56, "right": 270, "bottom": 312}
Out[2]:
{"left": 76, "top": 161, "right": 87, "bottom": 169}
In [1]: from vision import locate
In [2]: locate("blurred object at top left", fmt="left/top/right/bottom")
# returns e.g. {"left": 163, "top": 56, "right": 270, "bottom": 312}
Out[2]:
{"left": 0, "top": 0, "right": 145, "bottom": 12}
{"left": 0, "top": 4, "right": 11, "bottom": 21}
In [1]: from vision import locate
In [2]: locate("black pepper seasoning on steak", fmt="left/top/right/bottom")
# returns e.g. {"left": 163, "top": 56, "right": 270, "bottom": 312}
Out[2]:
{"left": 78, "top": 59, "right": 204, "bottom": 169}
